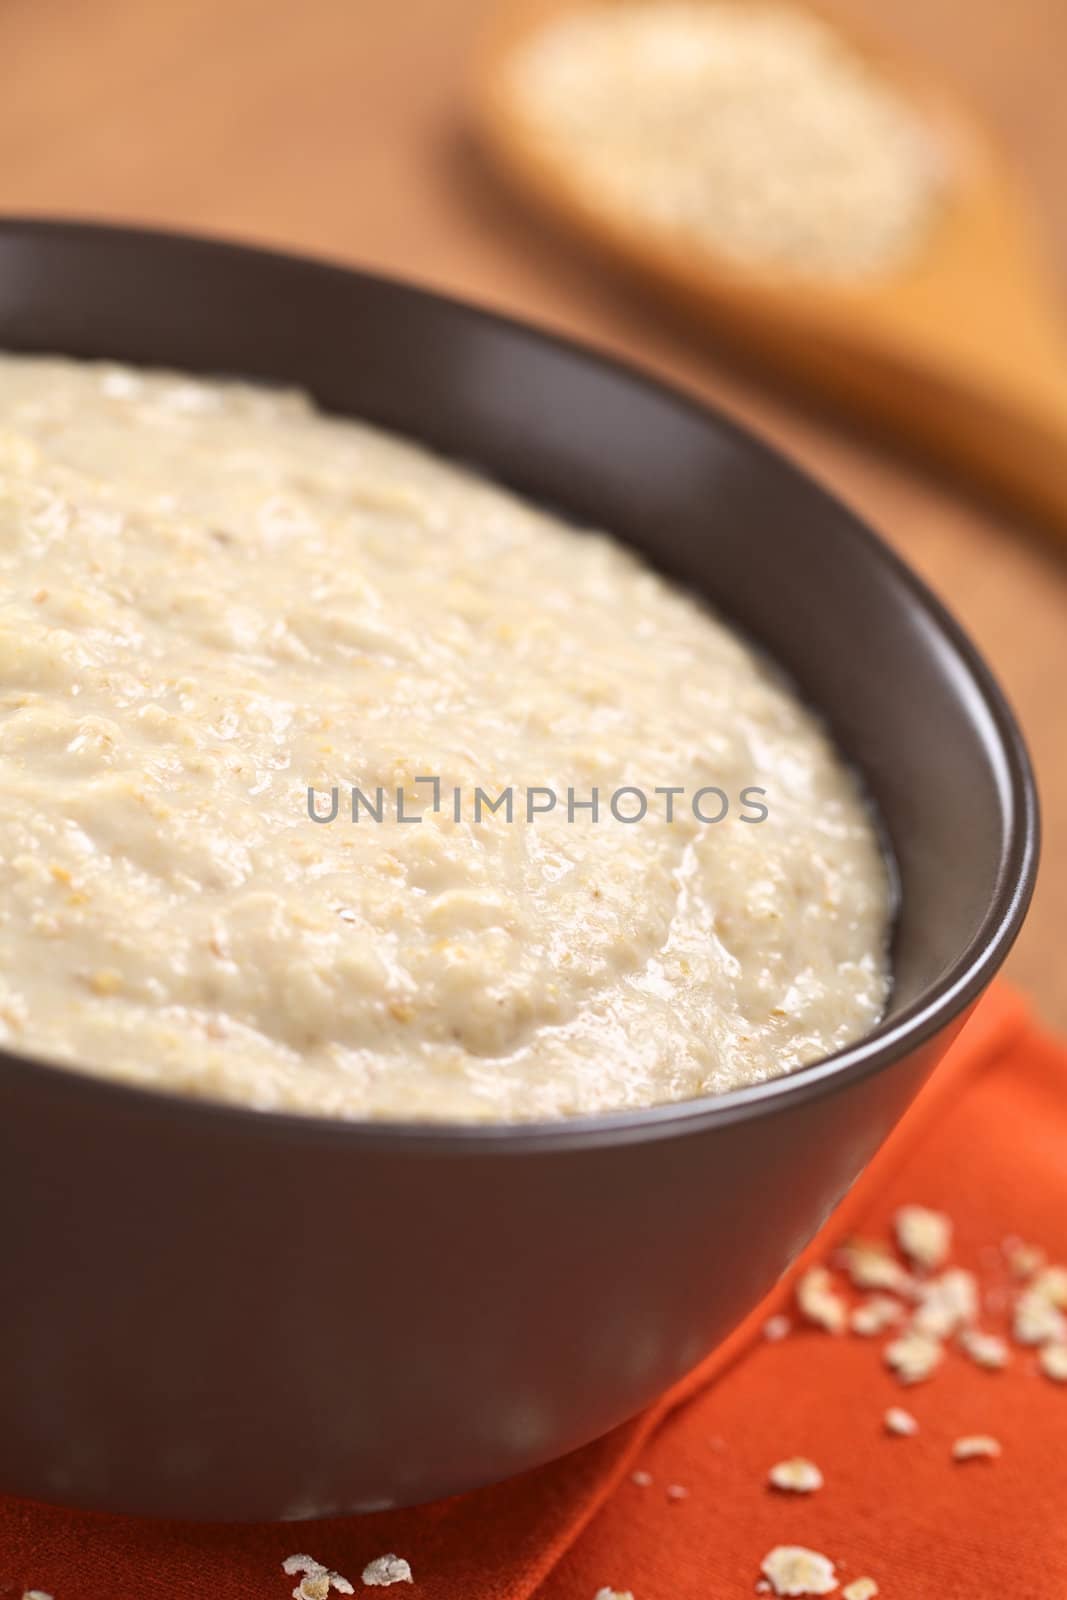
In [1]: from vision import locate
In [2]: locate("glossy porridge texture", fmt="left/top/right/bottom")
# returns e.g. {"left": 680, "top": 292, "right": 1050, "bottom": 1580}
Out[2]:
{"left": 0, "top": 356, "right": 890, "bottom": 1119}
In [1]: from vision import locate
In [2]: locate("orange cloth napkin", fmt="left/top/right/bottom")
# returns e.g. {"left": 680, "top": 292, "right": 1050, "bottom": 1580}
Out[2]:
{"left": 6, "top": 985, "right": 1066, "bottom": 1599}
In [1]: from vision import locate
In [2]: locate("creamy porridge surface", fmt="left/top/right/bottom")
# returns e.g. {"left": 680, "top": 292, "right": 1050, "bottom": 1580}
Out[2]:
{"left": 0, "top": 355, "right": 890, "bottom": 1120}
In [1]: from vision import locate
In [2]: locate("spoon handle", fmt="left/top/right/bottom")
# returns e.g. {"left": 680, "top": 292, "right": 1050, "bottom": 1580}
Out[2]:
{"left": 789, "top": 321, "right": 1067, "bottom": 535}
{"left": 819, "top": 190, "right": 1067, "bottom": 535}
{"left": 915, "top": 363, "right": 1067, "bottom": 532}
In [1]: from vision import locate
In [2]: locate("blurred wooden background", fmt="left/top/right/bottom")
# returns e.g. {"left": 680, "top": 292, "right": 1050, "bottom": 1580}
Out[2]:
{"left": 1, "top": 0, "right": 1064, "bottom": 1024}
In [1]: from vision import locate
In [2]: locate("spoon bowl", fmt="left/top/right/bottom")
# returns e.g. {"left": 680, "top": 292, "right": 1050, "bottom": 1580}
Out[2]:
{"left": 474, "top": 0, "right": 1067, "bottom": 532}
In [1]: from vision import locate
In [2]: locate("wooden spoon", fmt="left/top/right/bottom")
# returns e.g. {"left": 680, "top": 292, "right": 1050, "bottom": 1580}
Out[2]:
{"left": 473, "top": 0, "right": 1067, "bottom": 534}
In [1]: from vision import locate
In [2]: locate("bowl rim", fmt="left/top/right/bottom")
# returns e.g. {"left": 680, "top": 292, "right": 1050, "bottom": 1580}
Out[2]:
{"left": 0, "top": 216, "right": 1041, "bottom": 1152}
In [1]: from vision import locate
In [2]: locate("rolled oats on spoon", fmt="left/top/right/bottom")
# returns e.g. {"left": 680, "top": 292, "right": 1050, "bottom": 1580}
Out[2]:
{"left": 504, "top": 1, "right": 945, "bottom": 281}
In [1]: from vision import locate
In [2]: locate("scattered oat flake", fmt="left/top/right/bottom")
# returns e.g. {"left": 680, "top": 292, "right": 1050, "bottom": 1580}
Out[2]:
{"left": 760, "top": 1545, "right": 838, "bottom": 1596}
{"left": 884, "top": 1329, "right": 942, "bottom": 1384}
{"left": 842, "top": 1581, "right": 878, "bottom": 1600}
{"left": 768, "top": 1456, "right": 824, "bottom": 1493}
{"left": 1004, "top": 1240, "right": 1045, "bottom": 1279}
{"left": 796, "top": 1266, "right": 847, "bottom": 1334}
{"left": 764, "top": 1313, "right": 792, "bottom": 1341}
{"left": 960, "top": 1328, "right": 1010, "bottom": 1370}
{"left": 841, "top": 1239, "right": 915, "bottom": 1296}
{"left": 850, "top": 1295, "right": 902, "bottom": 1336}
{"left": 361, "top": 1556, "right": 412, "bottom": 1588}
{"left": 1038, "top": 1343, "right": 1067, "bottom": 1383}
{"left": 895, "top": 1205, "right": 952, "bottom": 1272}
{"left": 911, "top": 1269, "right": 977, "bottom": 1339}
{"left": 631, "top": 1468, "right": 653, "bottom": 1486}
{"left": 666, "top": 1482, "right": 689, "bottom": 1501}
{"left": 1031, "top": 1265, "right": 1067, "bottom": 1308}
{"left": 884, "top": 1405, "right": 919, "bottom": 1436}
{"left": 594, "top": 1590, "right": 634, "bottom": 1600}
{"left": 952, "top": 1434, "right": 1001, "bottom": 1462}
{"left": 1014, "top": 1288, "right": 1067, "bottom": 1346}
{"left": 295, "top": 1581, "right": 332, "bottom": 1600}
{"left": 22, "top": 1591, "right": 53, "bottom": 1600}
{"left": 283, "top": 1555, "right": 355, "bottom": 1599}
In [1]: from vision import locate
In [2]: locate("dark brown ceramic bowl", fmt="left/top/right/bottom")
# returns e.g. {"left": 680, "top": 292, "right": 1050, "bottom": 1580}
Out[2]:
{"left": 0, "top": 219, "right": 1038, "bottom": 1522}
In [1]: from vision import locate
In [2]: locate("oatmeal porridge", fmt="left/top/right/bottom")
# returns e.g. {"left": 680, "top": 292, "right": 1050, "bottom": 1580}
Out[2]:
{"left": 0, "top": 355, "right": 890, "bottom": 1119}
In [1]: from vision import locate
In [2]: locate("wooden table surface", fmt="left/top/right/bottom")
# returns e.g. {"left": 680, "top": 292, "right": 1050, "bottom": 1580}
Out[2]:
{"left": 2, "top": 0, "right": 1064, "bottom": 1023}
